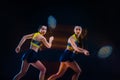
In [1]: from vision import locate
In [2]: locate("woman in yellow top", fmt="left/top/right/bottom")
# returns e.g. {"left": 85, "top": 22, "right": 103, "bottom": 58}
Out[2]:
{"left": 48, "top": 26, "right": 89, "bottom": 80}
{"left": 13, "top": 25, "right": 54, "bottom": 80}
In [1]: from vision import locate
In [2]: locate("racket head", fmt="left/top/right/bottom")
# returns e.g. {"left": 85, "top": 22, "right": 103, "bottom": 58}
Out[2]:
{"left": 98, "top": 45, "right": 113, "bottom": 58}
{"left": 48, "top": 15, "right": 57, "bottom": 29}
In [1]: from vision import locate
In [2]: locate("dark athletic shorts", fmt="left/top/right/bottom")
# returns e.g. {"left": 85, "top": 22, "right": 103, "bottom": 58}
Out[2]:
{"left": 59, "top": 50, "right": 75, "bottom": 62}
{"left": 21, "top": 49, "right": 38, "bottom": 63}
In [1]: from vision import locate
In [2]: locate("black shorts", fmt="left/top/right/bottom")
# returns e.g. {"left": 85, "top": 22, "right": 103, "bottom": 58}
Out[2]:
{"left": 59, "top": 50, "right": 75, "bottom": 62}
{"left": 21, "top": 49, "right": 39, "bottom": 63}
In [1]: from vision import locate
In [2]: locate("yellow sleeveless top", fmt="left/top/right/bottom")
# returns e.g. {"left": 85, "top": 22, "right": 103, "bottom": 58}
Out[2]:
{"left": 30, "top": 32, "right": 42, "bottom": 48}
{"left": 67, "top": 34, "right": 80, "bottom": 51}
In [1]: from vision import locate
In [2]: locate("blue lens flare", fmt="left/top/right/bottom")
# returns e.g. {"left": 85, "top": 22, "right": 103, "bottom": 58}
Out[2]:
{"left": 48, "top": 15, "right": 56, "bottom": 29}
{"left": 98, "top": 45, "right": 113, "bottom": 58}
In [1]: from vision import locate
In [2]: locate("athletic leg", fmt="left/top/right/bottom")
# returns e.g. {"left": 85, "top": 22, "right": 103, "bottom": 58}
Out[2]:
{"left": 67, "top": 61, "right": 81, "bottom": 80}
{"left": 48, "top": 62, "right": 68, "bottom": 80}
{"left": 31, "top": 60, "right": 46, "bottom": 80}
{"left": 13, "top": 60, "right": 30, "bottom": 80}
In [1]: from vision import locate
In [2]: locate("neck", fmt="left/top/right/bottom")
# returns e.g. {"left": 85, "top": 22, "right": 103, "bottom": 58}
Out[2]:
{"left": 75, "top": 34, "right": 80, "bottom": 38}
{"left": 39, "top": 32, "right": 44, "bottom": 35}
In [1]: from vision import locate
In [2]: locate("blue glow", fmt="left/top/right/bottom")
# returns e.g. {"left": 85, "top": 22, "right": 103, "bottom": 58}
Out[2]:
{"left": 98, "top": 45, "right": 113, "bottom": 58}
{"left": 48, "top": 15, "right": 56, "bottom": 29}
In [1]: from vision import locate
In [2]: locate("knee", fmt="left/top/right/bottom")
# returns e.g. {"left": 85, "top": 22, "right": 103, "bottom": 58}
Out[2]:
{"left": 75, "top": 68, "right": 82, "bottom": 75}
{"left": 56, "top": 72, "right": 62, "bottom": 78}
{"left": 20, "top": 70, "right": 27, "bottom": 75}
{"left": 40, "top": 67, "right": 46, "bottom": 73}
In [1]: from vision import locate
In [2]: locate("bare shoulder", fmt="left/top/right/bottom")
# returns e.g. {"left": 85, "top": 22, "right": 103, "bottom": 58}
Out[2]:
{"left": 68, "top": 35, "right": 74, "bottom": 42}
{"left": 69, "top": 35, "right": 75, "bottom": 40}
{"left": 38, "top": 35, "right": 46, "bottom": 41}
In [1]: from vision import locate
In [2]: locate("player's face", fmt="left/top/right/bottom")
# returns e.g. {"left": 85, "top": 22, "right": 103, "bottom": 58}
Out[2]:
{"left": 39, "top": 26, "right": 47, "bottom": 35}
{"left": 74, "top": 26, "right": 82, "bottom": 36}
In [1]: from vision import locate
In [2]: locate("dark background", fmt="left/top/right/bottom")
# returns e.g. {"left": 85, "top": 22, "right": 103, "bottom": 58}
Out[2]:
{"left": 1, "top": 0, "right": 120, "bottom": 80}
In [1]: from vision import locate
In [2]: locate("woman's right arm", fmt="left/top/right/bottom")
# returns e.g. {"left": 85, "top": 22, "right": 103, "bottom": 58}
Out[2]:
{"left": 69, "top": 36, "right": 89, "bottom": 55}
{"left": 69, "top": 37, "right": 81, "bottom": 52}
{"left": 15, "top": 33, "right": 34, "bottom": 53}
